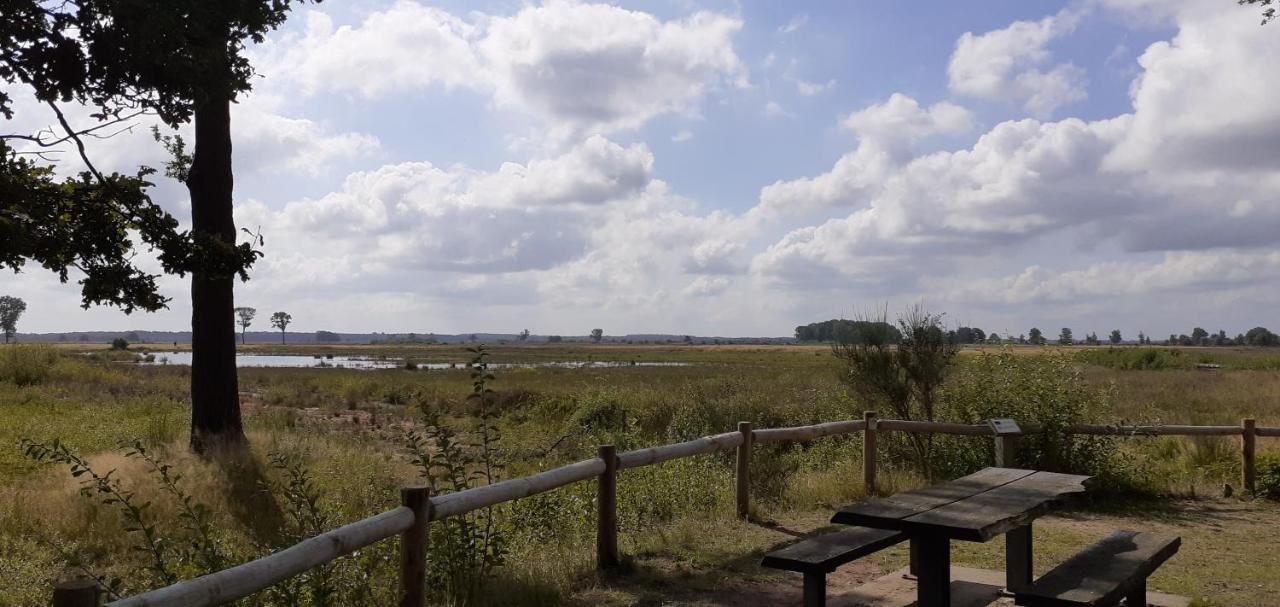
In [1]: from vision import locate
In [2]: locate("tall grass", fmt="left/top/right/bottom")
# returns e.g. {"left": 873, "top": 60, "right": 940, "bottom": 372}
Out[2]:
{"left": 2, "top": 345, "right": 1278, "bottom": 604}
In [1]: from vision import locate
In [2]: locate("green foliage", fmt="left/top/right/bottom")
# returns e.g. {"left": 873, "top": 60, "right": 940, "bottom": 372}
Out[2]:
{"left": 402, "top": 346, "right": 508, "bottom": 606}
{"left": 1077, "top": 347, "right": 1188, "bottom": 370}
{"left": 112, "top": 337, "right": 130, "bottom": 351}
{"left": 0, "top": 344, "right": 58, "bottom": 385}
{"left": 937, "top": 352, "right": 1125, "bottom": 487}
{"left": 0, "top": 295, "right": 25, "bottom": 342}
{"left": 794, "top": 319, "right": 902, "bottom": 343}
{"left": 834, "top": 304, "right": 957, "bottom": 478}
{"left": 1258, "top": 455, "right": 1280, "bottom": 500}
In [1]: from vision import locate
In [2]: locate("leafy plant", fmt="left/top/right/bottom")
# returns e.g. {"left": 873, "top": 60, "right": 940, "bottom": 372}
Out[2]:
{"left": 401, "top": 346, "right": 508, "bottom": 606}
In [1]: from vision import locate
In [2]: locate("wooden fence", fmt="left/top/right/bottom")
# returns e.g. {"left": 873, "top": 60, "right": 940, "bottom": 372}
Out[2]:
{"left": 53, "top": 415, "right": 1278, "bottom": 607}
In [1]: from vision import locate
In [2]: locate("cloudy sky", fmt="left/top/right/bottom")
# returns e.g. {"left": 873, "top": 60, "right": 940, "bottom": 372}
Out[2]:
{"left": 5, "top": 0, "right": 1279, "bottom": 338}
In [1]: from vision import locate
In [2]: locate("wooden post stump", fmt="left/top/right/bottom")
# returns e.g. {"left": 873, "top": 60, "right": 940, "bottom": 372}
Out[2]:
{"left": 736, "top": 421, "right": 753, "bottom": 519}
{"left": 597, "top": 444, "right": 619, "bottom": 569}
{"left": 1243, "top": 418, "right": 1257, "bottom": 495}
{"left": 399, "top": 486, "right": 431, "bottom": 607}
{"left": 863, "top": 411, "right": 878, "bottom": 495}
{"left": 52, "top": 575, "right": 100, "bottom": 607}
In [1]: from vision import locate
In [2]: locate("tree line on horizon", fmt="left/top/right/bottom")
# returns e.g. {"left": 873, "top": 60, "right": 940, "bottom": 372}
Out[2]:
{"left": 795, "top": 319, "right": 1280, "bottom": 347}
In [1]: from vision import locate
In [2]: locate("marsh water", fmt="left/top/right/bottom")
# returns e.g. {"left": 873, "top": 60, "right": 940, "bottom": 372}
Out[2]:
{"left": 138, "top": 352, "right": 690, "bottom": 370}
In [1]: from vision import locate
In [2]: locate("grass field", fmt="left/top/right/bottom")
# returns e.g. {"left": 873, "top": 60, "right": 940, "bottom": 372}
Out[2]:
{"left": 2, "top": 343, "right": 1279, "bottom": 606}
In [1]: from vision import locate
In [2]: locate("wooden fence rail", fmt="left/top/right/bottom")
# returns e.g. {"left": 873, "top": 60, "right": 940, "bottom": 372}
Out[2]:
{"left": 83, "top": 416, "right": 1278, "bottom": 607}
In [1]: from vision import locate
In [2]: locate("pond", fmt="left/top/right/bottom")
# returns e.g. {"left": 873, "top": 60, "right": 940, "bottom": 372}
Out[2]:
{"left": 137, "top": 352, "right": 690, "bottom": 370}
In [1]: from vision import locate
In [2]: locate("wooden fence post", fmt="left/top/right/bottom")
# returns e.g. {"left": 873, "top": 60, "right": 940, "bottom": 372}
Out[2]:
{"left": 52, "top": 575, "right": 100, "bottom": 607}
{"left": 597, "top": 444, "right": 619, "bottom": 569}
{"left": 1242, "top": 418, "right": 1256, "bottom": 495}
{"left": 994, "top": 435, "right": 1019, "bottom": 468}
{"left": 736, "top": 421, "right": 753, "bottom": 519}
{"left": 399, "top": 486, "right": 431, "bottom": 607}
{"left": 863, "top": 411, "right": 878, "bottom": 495}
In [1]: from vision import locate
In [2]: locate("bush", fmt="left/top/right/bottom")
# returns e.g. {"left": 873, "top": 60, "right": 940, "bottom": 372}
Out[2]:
{"left": 0, "top": 345, "right": 59, "bottom": 386}
{"left": 111, "top": 337, "right": 130, "bottom": 351}
{"left": 937, "top": 351, "right": 1127, "bottom": 487}
{"left": 1076, "top": 347, "right": 1186, "bottom": 370}
{"left": 1259, "top": 455, "right": 1280, "bottom": 500}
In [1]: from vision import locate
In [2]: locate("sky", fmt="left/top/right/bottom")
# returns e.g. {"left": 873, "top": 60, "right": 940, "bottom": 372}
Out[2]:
{"left": 3, "top": 0, "right": 1279, "bottom": 339}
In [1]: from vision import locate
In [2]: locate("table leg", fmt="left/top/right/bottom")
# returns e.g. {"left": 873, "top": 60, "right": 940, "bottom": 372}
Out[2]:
{"left": 907, "top": 537, "right": 920, "bottom": 579}
{"left": 914, "top": 535, "right": 950, "bottom": 607}
{"left": 1006, "top": 523, "right": 1033, "bottom": 592}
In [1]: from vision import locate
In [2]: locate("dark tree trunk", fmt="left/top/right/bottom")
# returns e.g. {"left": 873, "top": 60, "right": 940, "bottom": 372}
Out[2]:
{"left": 188, "top": 96, "right": 245, "bottom": 452}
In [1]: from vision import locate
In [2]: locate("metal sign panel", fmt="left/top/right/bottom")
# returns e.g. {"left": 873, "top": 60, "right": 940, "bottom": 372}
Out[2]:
{"left": 988, "top": 418, "right": 1022, "bottom": 435}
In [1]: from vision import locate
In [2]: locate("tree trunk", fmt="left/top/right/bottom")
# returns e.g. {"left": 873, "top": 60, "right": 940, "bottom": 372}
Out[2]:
{"left": 187, "top": 95, "right": 245, "bottom": 453}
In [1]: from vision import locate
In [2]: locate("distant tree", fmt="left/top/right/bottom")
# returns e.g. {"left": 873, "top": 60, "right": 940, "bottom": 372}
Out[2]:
{"left": 1058, "top": 328, "right": 1074, "bottom": 346}
{"left": 1084, "top": 332, "right": 1100, "bottom": 346}
{"left": 986, "top": 332, "right": 1001, "bottom": 344}
{"left": 683, "top": 335, "right": 693, "bottom": 344}
{"left": 1028, "top": 327, "right": 1045, "bottom": 345}
{"left": 1245, "top": 327, "right": 1279, "bottom": 346}
{"left": 517, "top": 329, "right": 530, "bottom": 342}
{"left": 270, "top": 311, "right": 292, "bottom": 344}
{"left": 111, "top": 337, "right": 129, "bottom": 350}
{"left": 0, "top": 295, "right": 26, "bottom": 343}
{"left": 547, "top": 335, "right": 563, "bottom": 343}
{"left": 1213, "top": 330, "right": 1227, "bottom": 346}
{"left": 1137, "top": 331, "right": 1147, "bottom": 345}
{"left": 234, "top": 307, "right": 256, "bottom": 345}
{"left": 1177, "top": 334, "right": 1193, "bottom": 346}
{"left": 796, "top": 319, "right": 903, "bottom": 343}
{"left": 1109, "top": 330, "right": 1122, "bottom": 344}
{"left": 1018, "top": 334, "right": 1027, "bottom": 344}
{"left": 590, "top": 328, "right": 604, "bottom": 343}
{"left": 1240, "top": 0, "right": 1276, "bottom": 24}
{"left": 315, "top": 330, "right": 341, "bottom": 343}
{"left": 1191, "top": 327, "right": 1209, "bottom": 346}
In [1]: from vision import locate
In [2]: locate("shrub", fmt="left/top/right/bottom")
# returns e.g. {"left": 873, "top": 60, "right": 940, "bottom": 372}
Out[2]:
{"left": 111, "top": 338, "right": 130, "bottom": 351}
{"left": 1076, "top": 347, "right": 1186, "bottom": 370}
{"left": 937, "top": 351, "right": 1127, "bottom": 488}
{"left": 1259, "top": 455, "right": 1280, "bottom": 500}
{"left": 0, "top": 345, "right": 59, "bottom": 385}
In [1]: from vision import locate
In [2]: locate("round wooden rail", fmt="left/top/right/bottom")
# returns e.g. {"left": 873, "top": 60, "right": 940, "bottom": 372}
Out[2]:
{"left": 617, "top": 431, "right": 743, "bottom": 469}
{"left": 107, "top": 507, "right": 415, "bottom": 607}
{"left": 431, "top": 457, "right": 605, "bottom": 520}
{"left": 101, "top": 415, "right": 1280, "bottom": 606}
{"left": 753, "top": 420, "right": 865, "bottom": 444}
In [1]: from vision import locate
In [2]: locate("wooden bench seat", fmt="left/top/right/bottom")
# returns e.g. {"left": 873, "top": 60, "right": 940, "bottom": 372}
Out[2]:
{"left": 1014, "top": 530, "right": 1180, "bottom": 607}
{"left": 761, "top": 527, "right": 906, "bottom": 607}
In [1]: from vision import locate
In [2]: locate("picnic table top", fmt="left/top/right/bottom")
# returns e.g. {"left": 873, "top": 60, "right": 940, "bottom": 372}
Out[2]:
{"left": 831, "top": 467, "right": 1091, "bottom": 542}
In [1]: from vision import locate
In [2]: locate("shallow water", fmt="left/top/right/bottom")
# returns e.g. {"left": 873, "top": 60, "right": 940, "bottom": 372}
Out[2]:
{"left": 138, "top": 352, "right": 689, "bottom": 370}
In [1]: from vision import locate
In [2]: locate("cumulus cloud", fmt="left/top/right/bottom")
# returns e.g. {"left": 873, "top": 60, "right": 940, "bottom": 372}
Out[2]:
{"left": 258, "top": 1, "right": 746, "bottom": 138}
{"left": 753, "top": 94, "right": 972, "bottom": 218}
{"left": 948, "top": 8, "right": 1087, "bottom": 118}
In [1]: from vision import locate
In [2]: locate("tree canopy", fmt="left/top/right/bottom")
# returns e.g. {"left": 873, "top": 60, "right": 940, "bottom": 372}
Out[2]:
{"left": 794, "top": 319, "right": 903, "bottom": 343}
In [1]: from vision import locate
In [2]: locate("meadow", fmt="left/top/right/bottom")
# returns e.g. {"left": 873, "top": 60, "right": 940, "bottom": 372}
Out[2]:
{"left": 2, "top": 343, "right": 1279, "bottom": 606}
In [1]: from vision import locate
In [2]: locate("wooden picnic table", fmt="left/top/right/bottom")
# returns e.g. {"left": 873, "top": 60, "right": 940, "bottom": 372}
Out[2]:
{"left": 832, "top": 467, "right": 1091, "bottom": 607}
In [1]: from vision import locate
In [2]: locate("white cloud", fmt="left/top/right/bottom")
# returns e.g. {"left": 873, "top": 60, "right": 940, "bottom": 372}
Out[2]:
{"left": 259, "top": 1, "right": 746, "bottom": 139}
{"left": 778, "top": 13, "right": 809, "bottom": 35}
{"left": 672, "top": 130, "right": 694, "bottom": 143}
{"left": 948, "top": 9, "right": 1087, "bottom": 117}
{"left": 936, "top": 250, "right": 1280, "bottom": 306}
{"left": 795, "top": 78, "right": 836, "bottom": 96}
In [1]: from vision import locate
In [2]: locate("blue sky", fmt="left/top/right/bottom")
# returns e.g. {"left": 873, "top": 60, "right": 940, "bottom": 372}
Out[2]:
{"left": 4, "top": 0, "right": 1278, "bottom": 338}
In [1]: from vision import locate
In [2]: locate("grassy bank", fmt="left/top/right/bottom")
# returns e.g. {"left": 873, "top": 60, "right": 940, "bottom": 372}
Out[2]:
{"left": 2, "top": 343, "right": 1278, "bottom": 605}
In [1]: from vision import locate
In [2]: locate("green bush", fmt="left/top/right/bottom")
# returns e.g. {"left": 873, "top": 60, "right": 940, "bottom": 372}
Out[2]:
{"left": 1076, "top": 347, "right": 1187, "bottom": 370}
{"left": 0, "top": 345, "right": 59, "bottom": 386}
{"left": 112, "top": 337, "right": 130, "bottom": 351}
{"left": 937, "top": 351, "right": 1127, "bottom": 487}
{"left": 1258, "top": 455, "right": 1280, "bottom": 500}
